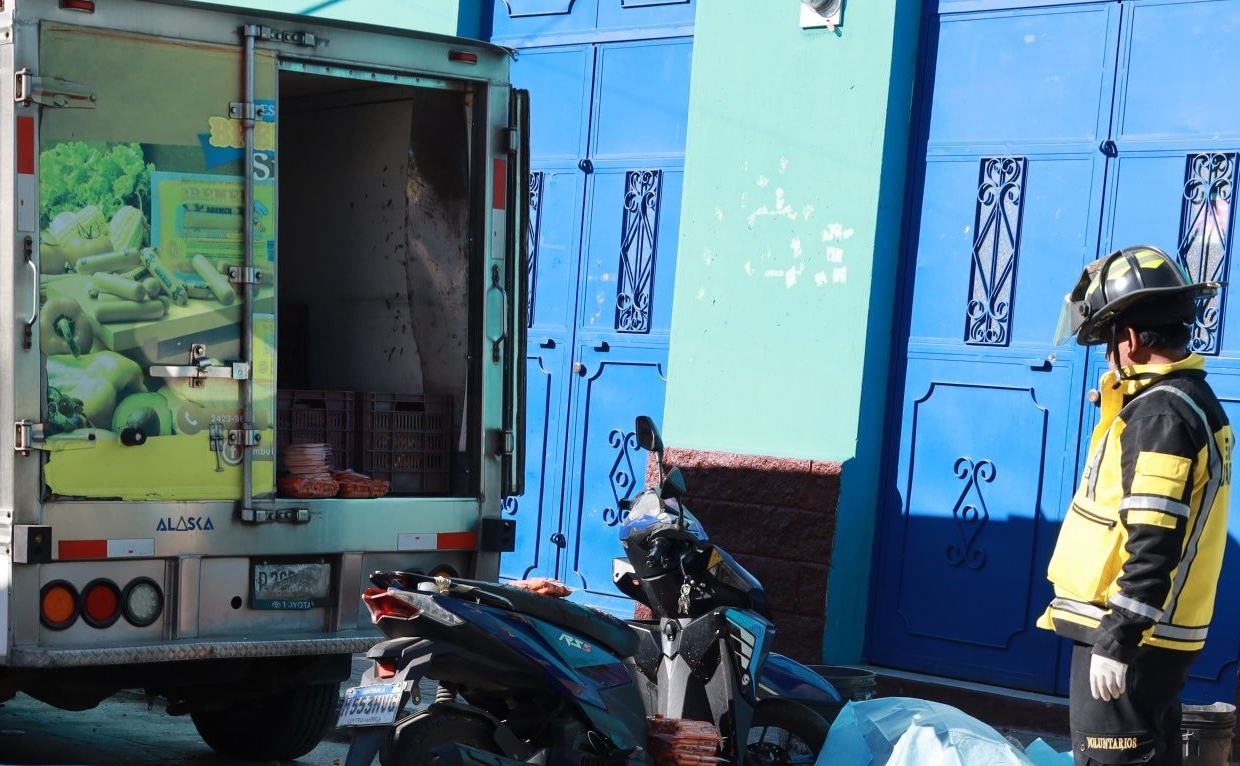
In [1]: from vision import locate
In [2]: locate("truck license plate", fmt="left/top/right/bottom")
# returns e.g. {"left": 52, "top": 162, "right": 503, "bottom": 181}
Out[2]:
{"left": 249, "top": 561, "right": 333, "bottom": 609}
{"left": 336, "top": 683, "right": 403, "bottom": 727}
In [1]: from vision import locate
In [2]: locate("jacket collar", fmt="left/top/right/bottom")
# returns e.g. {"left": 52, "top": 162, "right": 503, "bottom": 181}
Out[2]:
{"left": 1091, "top": 354, "right": 1204, "bottom": 441}
{"left": 1100, "top": 353, "right": 1206, "bottom": 397}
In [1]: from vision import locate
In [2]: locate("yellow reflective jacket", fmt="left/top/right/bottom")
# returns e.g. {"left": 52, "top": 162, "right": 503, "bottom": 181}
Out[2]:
{"left": 1037, "top": 354, "right": 1233, "bottom": 660}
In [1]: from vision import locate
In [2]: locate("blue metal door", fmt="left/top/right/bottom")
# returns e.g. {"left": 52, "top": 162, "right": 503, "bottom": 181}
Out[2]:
{"left": 871, "top": 2, "right": 1117, "bottom": 692}
{"left": 499, "top": 36, "right": 692, "bottom": 616}
{"left": 1087, "top": 0, "right": 1240, "bottom": 702}
{"left": 502, "top": 45, "right": 593, "bottom": 583}
{"left": 875, "top": 0, "right": 1240, "bottom": 702}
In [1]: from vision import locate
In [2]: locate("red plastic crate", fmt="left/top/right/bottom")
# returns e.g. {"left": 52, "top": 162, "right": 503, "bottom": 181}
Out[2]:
{"left": 276, "top": 389, "right": 356, "bottom": 471}
{"left": 357, "top": 393, "right": 452, "bottom": 494}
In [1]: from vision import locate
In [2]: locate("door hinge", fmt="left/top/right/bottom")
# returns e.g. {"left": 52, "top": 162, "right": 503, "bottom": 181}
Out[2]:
{"left": 247, "top": 24, "right": 319, "bottom": 48}
{"left": 149, "top": 344, "right": 249, "bottom": 387}
{"left": 491, "top": 428, "right": 515, "bottom": 456}
{"left": 229, "top": 100, "right": 276, "bottom": 122}
{"left": 240, "top": 507, "right": 311, "bottom": 524}
{"left": 504, "top": 127, "right": 520, "bottom": 154}
{"left": 15, "top": 69, "right": 96, "bottom": 109}
{"left": 14, "top": 420, "right": 46, "bottom": 455}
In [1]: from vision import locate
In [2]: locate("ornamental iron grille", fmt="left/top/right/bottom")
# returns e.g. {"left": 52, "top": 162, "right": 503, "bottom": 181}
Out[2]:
{"left": 601, "top": 427, "right": 641, "bottom": 527}
{"left": 1177, "top": 152, "right": 1235, "bottom": 355}
{"left": 526, "top": 171, "right": 544, "bottom": 328}
{"left": 964, "top": 157, "right": 1027, "bottom": 346}
{"left": 615, "top": 169, "right": 662, "bottom": 333}
{"left": 947, "top": 457, "right": 993, "bottom": 570}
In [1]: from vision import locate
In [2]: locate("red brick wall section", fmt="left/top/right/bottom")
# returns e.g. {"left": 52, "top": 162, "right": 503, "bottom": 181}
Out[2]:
{"left": 644, "top": 447, "right": 843, "bottom": 665}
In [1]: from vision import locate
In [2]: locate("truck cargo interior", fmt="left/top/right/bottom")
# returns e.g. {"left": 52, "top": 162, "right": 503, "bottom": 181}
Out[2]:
{"left": 275, "top": 71, "right": 475, "bottom": 495}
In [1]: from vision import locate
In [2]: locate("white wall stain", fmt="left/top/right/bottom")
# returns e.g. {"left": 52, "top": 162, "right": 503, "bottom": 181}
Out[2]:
{"left": 822, "top": 224, "right": 854, "bottom": 241}
{"left": 762, "top": 263, "right": 805, "bottom": 288}
{"left": 746, "top": 188, "right": 797, "bottom": 227}
{"left": 779, "top": 157, "right": 788, "bottom": 173}
{"left": 715, "top": 207, "right": 724, "bottom": 221}
{"left": 702, "top": 246, "right": 715, "bottom": 265}
{"left": 734, "top": 217, "right": 854, "bottom": 289}
{"left": 756, "top": 175, "right": 770, "bottom": 188}
{"left": 696, "top": 286, "right": 707, "bottom": 299}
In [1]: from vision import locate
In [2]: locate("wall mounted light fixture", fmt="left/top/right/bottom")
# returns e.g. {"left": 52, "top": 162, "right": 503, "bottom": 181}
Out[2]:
{"left": 801, "top": 0, "right": 844, "bottom": 32}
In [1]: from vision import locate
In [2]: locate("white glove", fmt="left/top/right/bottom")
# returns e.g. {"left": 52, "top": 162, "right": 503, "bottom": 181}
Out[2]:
{"left": 1089, "top": 654, "right": 1128, "bottom": 701}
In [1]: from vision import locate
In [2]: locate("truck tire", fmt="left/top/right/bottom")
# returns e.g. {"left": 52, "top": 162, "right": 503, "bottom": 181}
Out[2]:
{"left": 190, "top": 680, "right": 340, "bottom": 760}
{"left": 745, "top": 698, "right": 831, "bottom": 766}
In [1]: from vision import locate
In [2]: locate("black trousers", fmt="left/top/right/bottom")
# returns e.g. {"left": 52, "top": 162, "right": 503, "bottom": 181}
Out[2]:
{"left": 1069, "top": 642, "right": 1198, "bottom": 765}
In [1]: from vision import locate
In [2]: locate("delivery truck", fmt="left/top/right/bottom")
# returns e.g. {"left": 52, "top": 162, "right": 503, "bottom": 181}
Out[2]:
{"left": 0, "top": 0, "right": 528, "bottom": 759}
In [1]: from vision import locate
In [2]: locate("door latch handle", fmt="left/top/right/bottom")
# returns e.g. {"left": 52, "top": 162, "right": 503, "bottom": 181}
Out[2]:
{"left": 578, "top": 158, "right": 593, "bottom": 173}
{"left": 539, "top": 338, "right": 556, "bottom": 348}
{"left": 1029, "top": 354, "right": 1055, "bottom": 371}
{"left": 550, "top": 532, "right": 567, "bottom": 548}
{"left": 1099, "top": 140, "right": 1118, "bottom": 157}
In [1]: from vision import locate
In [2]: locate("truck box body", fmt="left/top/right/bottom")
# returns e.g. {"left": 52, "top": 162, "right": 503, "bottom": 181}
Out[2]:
{"left": 0, "top": 0, "right": 526, "bottom": 755}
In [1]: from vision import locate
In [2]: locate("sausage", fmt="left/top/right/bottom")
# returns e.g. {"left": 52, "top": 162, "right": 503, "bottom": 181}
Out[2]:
{"left": 191, "top": 254, "right": 236, "bottom": 305}
{"left": 74, "top": 248, "right": 143, "bottom": 276}
{"left": 92, "top": 272, "right": 147, "bottom": 302}
{"left": 93, "top": 297, "right": 169, "bottom": 323}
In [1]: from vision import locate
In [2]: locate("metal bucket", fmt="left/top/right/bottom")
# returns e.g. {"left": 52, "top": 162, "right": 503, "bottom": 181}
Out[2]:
{"left": 808, "top": 665, "right": 877, "bottom": 702}
{"left": 1182, "top": 702, "right": 1235, "bottom": 766}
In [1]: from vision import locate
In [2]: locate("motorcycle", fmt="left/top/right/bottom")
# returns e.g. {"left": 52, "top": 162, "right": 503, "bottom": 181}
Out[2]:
{"left": 338, "top": 415, "right": 841, "bottom": 766}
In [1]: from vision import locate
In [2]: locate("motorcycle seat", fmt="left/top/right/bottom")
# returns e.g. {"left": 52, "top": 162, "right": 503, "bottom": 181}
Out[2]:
{"left": 461, "top": 580, "right": 639, "bottom": 659}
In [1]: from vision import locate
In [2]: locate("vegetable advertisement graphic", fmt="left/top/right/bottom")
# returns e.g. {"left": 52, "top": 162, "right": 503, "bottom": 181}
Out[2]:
{"left": 37, "top": 23, "right": 277, "bottom": 500}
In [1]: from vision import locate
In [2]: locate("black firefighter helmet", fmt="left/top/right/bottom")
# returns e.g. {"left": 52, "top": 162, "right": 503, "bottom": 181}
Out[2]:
{"left": 1052, "top": 245, "right": 1224, "bottom": 346}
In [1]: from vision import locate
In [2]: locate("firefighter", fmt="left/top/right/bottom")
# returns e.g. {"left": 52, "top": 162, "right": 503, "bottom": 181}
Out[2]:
{"left": 1040, "top": 244, "right": 1232, "bottom": 766}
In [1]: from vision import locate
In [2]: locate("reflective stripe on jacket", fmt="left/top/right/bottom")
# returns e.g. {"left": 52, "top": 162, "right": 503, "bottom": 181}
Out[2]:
{"left": 1037, "top": 354, "right": 1232, "bottom": 660}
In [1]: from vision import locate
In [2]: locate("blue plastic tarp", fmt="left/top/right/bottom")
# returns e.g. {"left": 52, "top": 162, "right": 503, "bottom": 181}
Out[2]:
{"left": 813, "top": 697, "right": 1073, "bottom": 766}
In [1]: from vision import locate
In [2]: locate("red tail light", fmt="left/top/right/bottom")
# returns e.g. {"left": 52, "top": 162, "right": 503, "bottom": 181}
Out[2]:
{"left": 81, "top": 579, "right": 121, "bottom": 628}
{"left": 362, "top": 587, "right": 421, "bottom": 620}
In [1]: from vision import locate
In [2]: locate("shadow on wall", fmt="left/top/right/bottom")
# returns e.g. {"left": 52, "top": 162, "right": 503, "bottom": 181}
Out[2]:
{"left": 644, "top": 446, "right": 843, "bottom": 665}
{"left": 867, "top": 463, "right": 1240, "bottom": 709}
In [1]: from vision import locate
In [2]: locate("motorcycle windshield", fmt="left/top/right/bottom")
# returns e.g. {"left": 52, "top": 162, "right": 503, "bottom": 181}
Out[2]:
{"left": 620, "top": 493, "right": 707, "bottom": 541}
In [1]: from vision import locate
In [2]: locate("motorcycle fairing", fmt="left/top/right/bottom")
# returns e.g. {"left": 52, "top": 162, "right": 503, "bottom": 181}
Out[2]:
{"left": 758, "top": 651, "right": 843, "bottom": 704}
{"left": 433, "top": 598, "right": 650, "bottom": 753}
{"left": 722, "top": 607, "right": 773, "bottom": 704}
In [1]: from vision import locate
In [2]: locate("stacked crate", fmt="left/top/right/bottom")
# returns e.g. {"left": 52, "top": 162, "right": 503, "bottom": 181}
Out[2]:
{"left": 276, "top": 390, "right": 452, "bottom": 494}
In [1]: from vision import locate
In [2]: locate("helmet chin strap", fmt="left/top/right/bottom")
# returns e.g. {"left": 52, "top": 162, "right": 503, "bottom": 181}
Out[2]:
{"left": 1108, "top": 323, "right": 1126, "bottom": 385}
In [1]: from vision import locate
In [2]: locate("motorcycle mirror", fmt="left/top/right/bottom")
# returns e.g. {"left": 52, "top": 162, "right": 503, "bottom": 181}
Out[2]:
{"left": 635, "top": 415, "right": 663, "bottom": 454}
{"left": 635, "top": 415, "right": 666, "bottom": 487}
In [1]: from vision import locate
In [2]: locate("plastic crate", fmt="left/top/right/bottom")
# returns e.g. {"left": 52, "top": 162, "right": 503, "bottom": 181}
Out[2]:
{"left": 276, "top": 389, "right": 356, "bottom": 471}
{"left": 357, "top": 393, "right": 452, "bottom": 494}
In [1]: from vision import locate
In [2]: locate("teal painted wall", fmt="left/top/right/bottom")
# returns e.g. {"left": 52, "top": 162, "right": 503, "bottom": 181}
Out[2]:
{"left": 665, "top": 0, "right": 920, "bottom": 663}
{"left": 199, "top": 0, "right": 486, "bottom": 38}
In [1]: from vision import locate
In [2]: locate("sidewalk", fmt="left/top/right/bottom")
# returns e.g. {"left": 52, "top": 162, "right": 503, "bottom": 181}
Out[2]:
{"left": 334, "top": 655, "right": 1076, "bottom": 752}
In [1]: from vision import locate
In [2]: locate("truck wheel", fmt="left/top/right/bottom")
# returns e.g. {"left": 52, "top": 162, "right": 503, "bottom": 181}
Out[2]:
{"left": 745, "top": 698, "right": 831, "bottom": 766}
{"left": 190, "top": 680, "right": 340, "bottom": 761}
{"left": 390, "top": 709, "right": 499, "bottom": 766}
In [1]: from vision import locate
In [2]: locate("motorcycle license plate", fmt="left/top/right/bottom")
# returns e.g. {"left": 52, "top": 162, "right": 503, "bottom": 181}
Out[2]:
{"left": 336, "top": 683, "right": 403, "bottom": 727}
